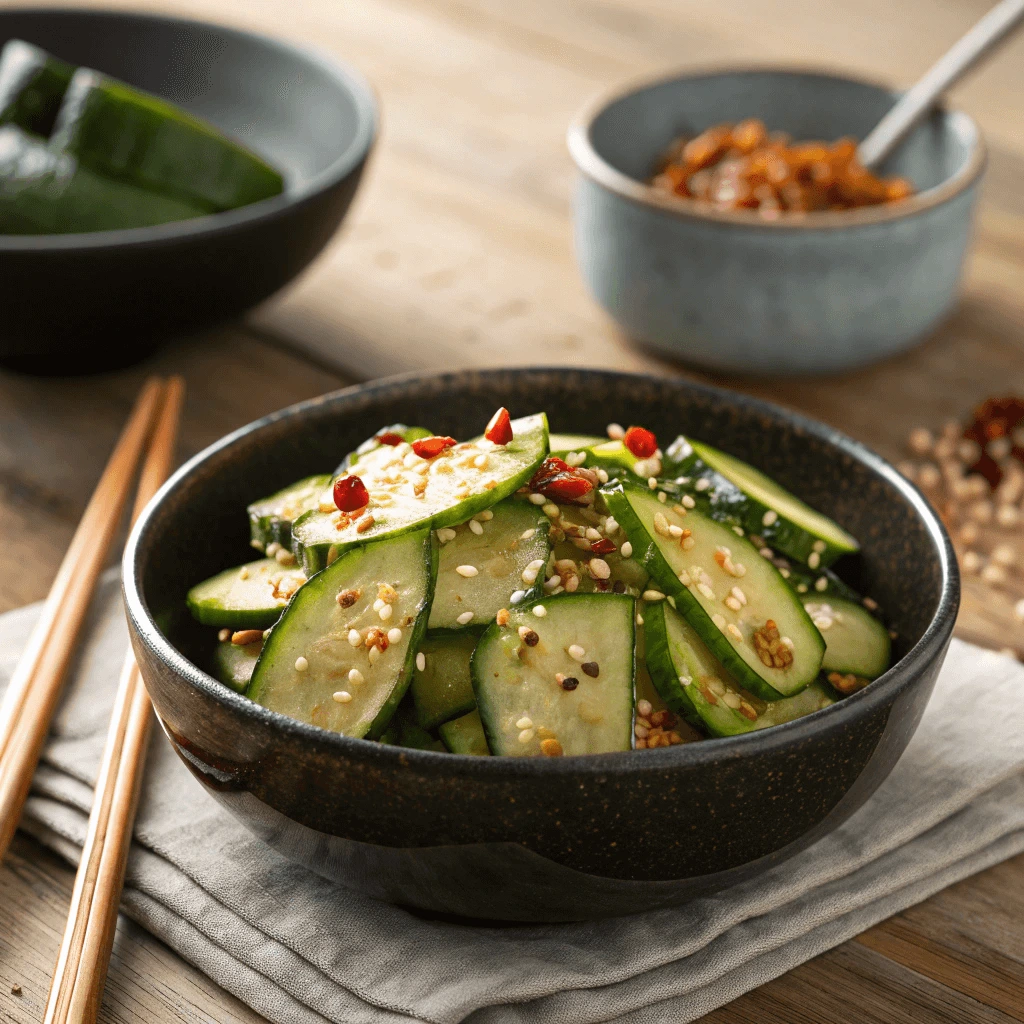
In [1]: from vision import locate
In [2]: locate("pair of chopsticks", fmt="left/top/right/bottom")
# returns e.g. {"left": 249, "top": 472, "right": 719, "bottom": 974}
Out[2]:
{"left": 0, "top": 375, "right": 185, "bottom": 1024}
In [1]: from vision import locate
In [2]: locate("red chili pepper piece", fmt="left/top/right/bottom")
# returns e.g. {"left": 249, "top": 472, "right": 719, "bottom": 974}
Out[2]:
{"left": 589, "top": 538, "right": 616, "bottom": 555}
{"left": 539, "top": 475, "right": 593, "bottom": 502}
{"left": 334, "top": 475, "right": 370, "bottom": 513}
{"left": 624, "top": 426, "right": 657, "bottom": 459}
{"left": 484, "top": 407, "right": 513, "bottom": 445}
{"left": 412, "top": 435, "right": 457, "bottom": 459}
{"left": 529, "top": 456, "right": 571, "bottom": 489}
{"left": 376, "top": 432, "right": 404, "bottom": 446}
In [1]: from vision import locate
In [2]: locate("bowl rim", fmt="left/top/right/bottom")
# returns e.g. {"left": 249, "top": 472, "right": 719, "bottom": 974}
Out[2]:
{"left": 567, "top": 63, "right": 987, "bottom": 231}
{"left": 124, "top": 367, "right": 960, "bottom": 779}
{"left": 0, "top": 5, "right": 378, "bottom": 252}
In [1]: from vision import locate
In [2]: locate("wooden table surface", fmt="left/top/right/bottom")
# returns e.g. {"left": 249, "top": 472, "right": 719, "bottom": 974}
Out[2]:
{"left": 2, "top": 0, "right": 1024, "bottom": 1020}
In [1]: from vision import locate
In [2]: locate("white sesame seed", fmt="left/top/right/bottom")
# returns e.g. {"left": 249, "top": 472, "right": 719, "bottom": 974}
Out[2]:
{"left": 657, "top": 491, "right": 668, "bottom": 503}
{"left": 415, "top": 653, "right": 426, "bottom": 673}
{"left": 669, "top": 524, "right": 684, "bottom": 538}
{"left": 294, "top": 656, "right": 308, "bottom": 672}
{"left": 568, "top": 644, "right": 586, "bottom": 661}
{"left": 265, "top": 542, "right": 281, "bottom": 557}
{"left": 347, "top": 629, "right": 362, "bottom": 647}
{"left": 682, "top": 536, "right": 695, "bottom": 550}
{"left": 588, "top": 558, "right": 611, "bottom": 579}
{"left": 469, "top": 519, "right": 484, "bottom": 535}
{"left": 604, "top": 517, "right": 619, "bottom": 534}
{"left": 275, "top": 548, "right": 296, "bottom": 565}
{"left": 727, "top": 623, "right": 743, "bottom": 641}
{"left": 476, "top": 509, "right": 494, "bottom": 521}
{"left": 532, "top": 605, "right": 547, "bottom": 617}
{"left": 542, "top": 503, "right": 560, "bottom": 518}
{"left": 682, "top": 495, "right": 696, "bottom": 508}
{"left": 698, "top": 582, "right": 716, "bottom": 601}
{"left": 378, "top": 604, "right": 394, "bottom": 621}
{"left": 807, "top": 552, "right": 821, "bottom": 569}
{"left": 780, "top": 636, "right": 794, "bottom": 649}
{"left": 620, "top": 541, "right": 633, "bottom": 558}
{"left": 723, "top": 691, "right": 742, "bottom": 709}
{"left": 653, "top": 512, "right": 671, "bottom": 536}
{"left": 730, "top": 585, "right": 747, "bottom": 605}
{"left": 518, "top": 728, "right": 536, "bottom": 744}
{"left": 642, "top": 590, "right": 666, "bottom": 602}
{"left": 516, "top": 716, "right": 534, "bottom": 730}
{"left": 510, "top": 589, "right": 526, "bottom": 605}
{"left": 474, "top": 454, "right": 489, "bottom": 469}
{"left": 332, "top": 690, "right": 353, "bottom": 703}
{"left": 695, "top": 478, "right": 711, "bottom": 492}
{"left": 732, "top": 526, "right": 744, "bottom": 537}
{"left": 635, "top": 724, "right": 649, "bottom": 739}
{"left": 373, "top": 598, "right": 384, "bottom": 612}
{"left": 812, "top": 615, "right": 833, "bottom": 631}
{"left": 457, "top": 611, "right": 475, "bottom": 625}
{"left": 636, "top": 613, "right": 644, "bottom": 625}
{"left": 218, "top": 628, "right": 231, "bottom": 642}
{"left": 762, "top": 509, "right": 779, "bottom": 527}
{"left": 863, "top": 596, "right": 879, "bottom": 611}
{"left": 543, "top": 575, "right": 561, "bottom": 591}
{"left": 815, "top": 577, "right": 828, "bottom": 592}
{"left": 759, "top": 547, "right": 773, "bottom": 558}
{"left": 368, "top": 645, "right": 381, "bottom": 665}
{"left": 812, "top": 539, "right": 827, "bottom": 553}
{"left": 529, "top": 493, "right": 546, "bottom": 505}
{"left": 712, "top": 613, "right": 727, "bottom": 629}
{"left": 520, "top": 528, "right": 536, "bottom": 540}
{"left": 725, "top": 596, "right": 742, "bottom": 611}
{"left": 648, "top": 477, "right": 658, "bottom": 489}
{"left": 637, "top": 699, "right": 653, "bottom": 717}
{"left": 679, "top": 675, "right": 693, "bottom": 687}
{"left": 456, "top": 564, "right": 479, "bottom": 577}
{"left": 585, "top": 527, "right": 601, "bottom": 541}
{"left": 597, "top": 468, "right": 609, "bottom": 483}
{"left": 387, "top": 627, "right": 403, "bottom": 644}
{"left": 607, "top": 422, "right": 625, "bottom": 440}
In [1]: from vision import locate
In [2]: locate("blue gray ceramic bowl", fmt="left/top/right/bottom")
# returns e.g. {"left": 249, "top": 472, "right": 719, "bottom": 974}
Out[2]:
{"left": 123, "top": 368, "right": 958, "bottom": 922}
{"left": 568, "top": 68, "right": 985, "bottom": 374}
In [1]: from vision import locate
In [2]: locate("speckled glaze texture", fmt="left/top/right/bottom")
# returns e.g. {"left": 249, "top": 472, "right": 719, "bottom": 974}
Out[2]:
{"left": 124, "top": 369, "right": 959, "bottom": 921}
{"left": 569, "top": 69, "right": 984, "bottom": 375}
{"left": 0, "top": 8, "right": 376, "bottom": 373}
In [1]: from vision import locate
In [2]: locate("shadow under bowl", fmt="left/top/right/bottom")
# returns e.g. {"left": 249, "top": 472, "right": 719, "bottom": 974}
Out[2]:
{"left": 0, "top": 7, "right": 377, "bottom": 374}
{"left": 568, "top": 67, "right": 985, "bottom": 375}
{"left": 124, "top": 368, "right": 959, "bottom": 921}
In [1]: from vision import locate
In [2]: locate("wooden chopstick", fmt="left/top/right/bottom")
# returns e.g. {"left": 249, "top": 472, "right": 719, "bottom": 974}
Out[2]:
{"left": 45, "top": 376, "right": 185, "bottom": 1024}
{"left": 0, "top": 377, "right": 166, "bottom": 860}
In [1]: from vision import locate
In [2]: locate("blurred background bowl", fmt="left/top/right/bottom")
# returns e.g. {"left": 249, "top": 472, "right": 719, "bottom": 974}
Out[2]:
{"left": 568, "top": 67, "right": 985, "bottom": 376}
{"left": 0, "top": 8, "right": 377, "bottom": 374}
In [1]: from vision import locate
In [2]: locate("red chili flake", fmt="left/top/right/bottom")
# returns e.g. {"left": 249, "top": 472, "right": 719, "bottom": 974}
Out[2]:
{"left": 334, "top": 475, "right": 369, "bottom": 513}
{"left": 589, "top": 538, "right": 617, "bottom": 555}
{"left": 962, "top": 396, "right": 1024, "bottom": 488}
{"left": 376, "top": 432, "right": 404, "bottom": 446}
{"left": 412, "top": 435, "right": 457, "bottom": 459}
{"left": 530, "top": 456, "right": 571, "bottom": 488}
{"left": 624, "top": 426, "right": 657, "bottom": 459}
{"left": 484, "top": 407, "right": 513, "bottom": 445}
{"left": 539, "top": 475, "right": 593, "bottom": 502}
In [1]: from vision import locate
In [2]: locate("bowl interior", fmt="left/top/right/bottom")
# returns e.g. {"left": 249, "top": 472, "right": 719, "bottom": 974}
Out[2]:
{"left": 588, "top": 69, "right": 977, "bottom": 194}
{"left": 132, "top": 370, "right": 951, "bottom": 706}
{"left": 0, "top": 8, "right": 373, "bottom": 196}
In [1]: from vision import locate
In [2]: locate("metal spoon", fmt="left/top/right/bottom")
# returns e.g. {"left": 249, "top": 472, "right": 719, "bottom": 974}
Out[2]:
{"left": 858, "top": 0, "right": 1024, "bottom": 168}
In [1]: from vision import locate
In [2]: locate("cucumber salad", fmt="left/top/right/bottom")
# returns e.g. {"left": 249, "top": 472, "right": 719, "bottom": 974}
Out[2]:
{"left": 186, "top": 410, "right": 891, "bottom": 757}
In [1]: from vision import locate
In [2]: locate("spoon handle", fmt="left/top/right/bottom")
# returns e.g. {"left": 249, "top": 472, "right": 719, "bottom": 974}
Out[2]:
{"left": 858, "top": 0, "right": 1024, "bottom": 168}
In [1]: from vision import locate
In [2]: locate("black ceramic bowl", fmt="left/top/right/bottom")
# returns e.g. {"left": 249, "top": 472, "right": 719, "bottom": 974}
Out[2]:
{"left": 124, "top": 369, "right": 958, "bottom": 922}
{"left": 0, "top": 8, "right": 376, "bottom": 373}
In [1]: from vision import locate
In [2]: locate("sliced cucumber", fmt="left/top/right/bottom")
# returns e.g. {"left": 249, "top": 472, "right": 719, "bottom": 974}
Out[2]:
{"left": 602, "top": 482, "right": 824, "bottom": 700}
{"left": 0, "top": 40, "right": 74, "bottom": 136}
{"left": 439, "top": 709, "right": 491, "bottom": 755}
{"left": 428, "top": 498, "right": 550, "bottom": 630}
{"left": 472, "top": 593, "right": 634, "bottom": 756}
{"left": 248, "top": 475, "right": 332, "bottom": 552}
{"left": 410, "top": 633, "right": 478, "bottom": 730}
{"left": 292, "top": 413, "right": 549, "bottom": 575}
{"left": 186, "top": 558, "right": 306, "bottom": 629}
{"left": 645, "top": 600, "right": 836, "bottom": 736}
{"left": 548, "top": 433, "right": 648, "bottom": 478}
{"left": 548, "top": 433, "right": 604, "bottom": 456}
{"left": 802, "top": 596, "right": 891, "bottom": 679}
{"left": 211, "top": 639, "right": 262, "bottom": 693}
{"left": 338, "top": 424, "right": 434, "bottom": 474}
{"left": 247, "top": 530, "right": 435, "bottom": 738}
{"left": 665, "top": 436, "right": 858, "bottom": 568}
{"left": 550, "top": 503, "right": 649, "bottom": 595}
{"left": 52, "top": 69, "right": 284, "bottom": 212}
{"left": 397, "top": 710, "right": 447, "bottom": 752}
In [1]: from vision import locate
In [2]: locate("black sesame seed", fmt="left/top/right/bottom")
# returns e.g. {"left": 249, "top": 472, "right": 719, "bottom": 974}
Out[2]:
{"left": 560, "top": 676, "right": 579, "bottom": 691}
{"left": 612, "top": 580, "right": 626, "bottom": 594}
{"left": 581, "top": 661, "right": 599, "bottom": 678}
{"left": 523, "top": 629, "right": 540, "bottom": 647}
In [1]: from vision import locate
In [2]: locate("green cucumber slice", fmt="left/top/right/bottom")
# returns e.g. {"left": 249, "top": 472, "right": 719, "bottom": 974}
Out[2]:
{"left": 548, "top": 433, "right": 604, "bottom": 456}
{"left": 549, "top": 503, "right": 649, "bottom": 595}
{"left": 396, "top": 708, "right": 447, "bottom": 752}
{"left": 644, "top": 600, "right": 835, "bottom": 736}
{"left": 248, "top": 474, "right": 332, "bottom": 552}
{"left": 0, "top": 125, "right": 206, "bottom": 234}
{"left": 211, "top": 639, "right": 261, "bottom": 693}
{"left": 247, "top": 529, "right": 435, "bottom": 738}
{"left": 339, "top": 424, "right": 434, "bottom": 473}
{"left": 0, "top": 40, "right": 74, "bottom": 136}
{"left": 292, "top": 413, "right": 549, "bottom": 575}
{"left": 410, "top": 633, "right": 478, "bottom": 730}
{"left": 439, "top": 709, "right": 491, "bottom": 755}
{"left": 186, "top": 558, "right": 306, "bottom": 629}
{"left": 603, "top": 482, "right": 824, "bottom": 700}
{"left": 428, "top": 498, "right": 550, "bottom": 630}
{"left": 666, "top": 436, "right": 858, "bottom": 568}
{"left": 52, "top": 69, "right": 284, "bottom": 212}
{"left": 802, "top": 596, "right": 891, "bottom": 679}
{"left": 472, "top": 593, "right": 635, "bottom": 756}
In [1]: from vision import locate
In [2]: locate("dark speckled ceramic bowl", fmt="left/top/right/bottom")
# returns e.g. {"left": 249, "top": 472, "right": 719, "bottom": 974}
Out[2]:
{"left": 568, "top": 67, "right": 985, "bottom": 374}
{"left": 123, "top": 369, "right": 958, "bottom": 922}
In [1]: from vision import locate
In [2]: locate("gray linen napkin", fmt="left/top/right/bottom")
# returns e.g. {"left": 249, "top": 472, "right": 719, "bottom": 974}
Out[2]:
{"left": 4, "top": 571, "right": 1024, "bottom": 1024}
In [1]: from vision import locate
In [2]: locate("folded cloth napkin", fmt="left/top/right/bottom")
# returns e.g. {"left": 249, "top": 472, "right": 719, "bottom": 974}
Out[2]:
{"left": 4, "top": 572, "right": 1024, "bottom": 1024}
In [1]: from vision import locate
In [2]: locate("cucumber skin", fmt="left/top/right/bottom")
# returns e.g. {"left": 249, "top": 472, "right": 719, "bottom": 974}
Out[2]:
{"left": 804, "top": 595, "right": 892, "bottom": 679}
{"left": 602, "top": 481, "right": 824, "bottom": 702}
{"left": 439, "top": 709, "right": 491, "bottom": 756}
{"left": 0, "top": 40, "right": 75, "bottom": 137}
{"left": 248, "top": 531, "right": 437, "bottom": 740}
{"left": 664, "top": 437, "right": 857, "bottom": 569}
{"left": 411, "top": 632, "right": 478, "bottom": 730}
{"left": 52, "top": 69, "right": 283, "bottom": 213}
{"left": 186, "top": 558, "right": 299, "bottom": 630}
{"left": 248, "top": 474, "right": 332, "bottom": 552}
{"left": 293, "top": 413, "right": 549, "bottom": 576}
